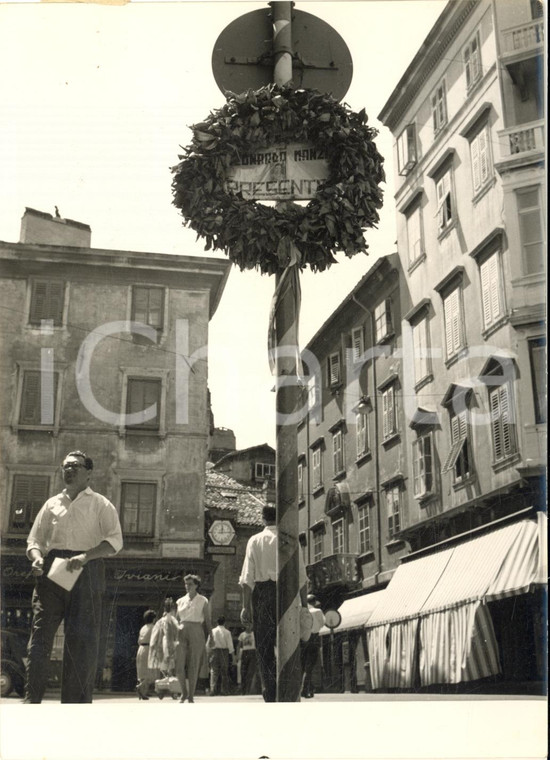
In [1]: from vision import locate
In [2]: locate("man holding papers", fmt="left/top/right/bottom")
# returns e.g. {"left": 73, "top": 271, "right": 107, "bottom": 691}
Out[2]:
{"left": 24, "top": 450, "right": 123, "bottom": 703}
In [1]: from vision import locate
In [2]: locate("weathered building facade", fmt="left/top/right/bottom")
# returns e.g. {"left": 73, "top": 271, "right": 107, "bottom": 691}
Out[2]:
{"left": 0, "top": 207, "right": 230, "bottom": 691}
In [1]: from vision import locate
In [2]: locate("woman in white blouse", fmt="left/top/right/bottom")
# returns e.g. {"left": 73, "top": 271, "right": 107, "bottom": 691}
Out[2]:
{"left": 175, "top": 574, "right": 212, "bottom": 702}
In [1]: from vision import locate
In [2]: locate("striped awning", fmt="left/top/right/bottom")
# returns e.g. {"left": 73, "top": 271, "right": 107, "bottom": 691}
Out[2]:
{"left": 367, "top": 517, "right": 543, "bottom": 629}
{"left": 319, "top": 590, "right": 386, "bottom": 635}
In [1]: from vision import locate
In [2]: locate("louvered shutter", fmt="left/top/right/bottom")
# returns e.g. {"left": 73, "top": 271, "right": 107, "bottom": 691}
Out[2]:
{"left": 471, "top": 134, "right": 481, "bottom": 191}
{"left": 11, "top": 474, "right": 49, "bottom": 530}
{"left": 413, "top": 319, "right": 428, "bottom": 383}
{"left": 30, "top": 281, "right": 64, "bottom": 325}
{"left": 328, "top": 354, "right": 341, "bottom": 386}
{"left": 127, "top": 379, "right": 160, "bottom": 428}
{"left": 382, "top": 387, "right": 394, "bottom": 438}
{"left": 408, "top": 205, "right": 422, "bottom": 263}
{"left": 479, "top": 127, "right": 490, "bottom": 185}
{"left": 412, "top": 439, "right": 421, "bottom": 495}
{"left": 444, "top": 289, "right": 462, "bottom": 357}
{"left": 19, "top": 371, "right": 41, "bottom": 424}
{"left": 352, "top": 327, "right": 364, "bottom": 363}
{"left": 490, "top": 386, "right": 503, "bottom": 460}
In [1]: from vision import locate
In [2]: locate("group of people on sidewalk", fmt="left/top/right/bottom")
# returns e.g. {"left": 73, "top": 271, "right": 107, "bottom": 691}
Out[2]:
{"left": 21, "top": 451, "right": 323, "bottom": 705}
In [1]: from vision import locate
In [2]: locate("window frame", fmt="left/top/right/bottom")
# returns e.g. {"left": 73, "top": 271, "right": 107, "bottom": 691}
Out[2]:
{"left": 120, "top": 480, "right": 157, "bottom": 538}
{"left": 386, "top": 484, "right": 401, "bottom": 539}
{"left": 436, "top": 168, "right": 455, "bottom": 235}
{"left": 131, "top": 285, "right": 166, "bottom": 335}
{"left": 327, "top": 352, "right": 342, "bottom": 388}
{"left": 351, "top": 326, "right": 365, "bottom": 364}
{"left": 397, "top": 123, "right": 417, "bottom": 175}
{"left": 312, "top": 446, "right": 323, "bottom": 489}
{"left": 485, "top": 368, "right": 518, "bottom": 464}
{"left": 442, "top": 409, "right": 472, "bottom": 483}
{"left": 529, "top": 337, "right": 547, "bottom": 424}
{"left": 381, "top": 384, "right": 397, "bottom": 440}
{"left": 516, "top": 185, "right": 545, "bottom": 275}
{"left": 357, "top": 500, "right": 372, "bottom": 554}
{"left": 255, "top": 462, "right": 275, "bottom": 480}
{"left": 479, "top": 250, "right": 505, "bottom": 331}
{"left": 332, "top": 517, "right": 345, "bottom": 554}
{"left": 464, "top": 31, "right": 482, "bottom": 91}
{"left": 412, "top": 315, "right": 431, "bottom": 387}
{"left": 297, "top": 460, "right": 305, "bottom": 502}
{"left": 355, "top": 411, "right": 368, "bottom": 458}
{"left": 28, "top": 278, "right": 67, "bottom": 327}
{"left": 431, "top": 81, "right": 448, "bottom": 135}
{"left": 470, "top": 123, "right": 492, "bottom": 195}
{"left": 412, "top": 431, "right": 435, "bottom": 499}
{"left": 406, "top": 202, "right": 425, "bottom": 268}
{"left": 312, "top": 529, "right": 324, "bottom": 563}
{"left": 374, "top": 299, "right": 393, "bottom": 343}
{"left": 443, "top": 285, "right": 466, "bottom": 361}
{"left": 14, "top": 364, "right": 63, "bottom": 433}
{"left": 8, "top": 473, "right": 51, "bottom": 534}
{"left": 332, "top": 428, "right": 344, "bottom": 476}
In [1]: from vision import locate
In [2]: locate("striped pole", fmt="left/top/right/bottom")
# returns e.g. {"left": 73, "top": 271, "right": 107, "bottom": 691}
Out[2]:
{"left": 270, "top": 1, "right": 303, "bottom": 703}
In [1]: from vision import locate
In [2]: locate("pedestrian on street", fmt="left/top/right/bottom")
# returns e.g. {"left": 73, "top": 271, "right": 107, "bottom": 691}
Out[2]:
{"left": 207, "top": 615, "right": 234, "bottom": 696}
{"left": 239, "top": 505, "right": 308, "bottom": 702}
{"left": 135, "top": 609, "right": 158, "bottom": 700}
{"left": 175, "top": 574, "right": 212, "bottom": 703}
{"left": 236, "top": 622, "right": 258, "bottom": 695}
{"left": 148, "top": 597, "right": 179, "bottom": 676}
{"left": 301, "top": 594, "right": 325, "bottom": 698}
{"left": 24, "top": 450, "right": 123, "bottom": 703}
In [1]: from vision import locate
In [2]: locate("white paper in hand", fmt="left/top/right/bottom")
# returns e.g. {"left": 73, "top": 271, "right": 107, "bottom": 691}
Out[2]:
{"left": 47, "top": 557, "right": 83, "bottom": 591}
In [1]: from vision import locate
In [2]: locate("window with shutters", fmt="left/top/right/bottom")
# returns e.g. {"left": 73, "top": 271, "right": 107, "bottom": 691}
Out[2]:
{"left": 386, "top": 485, "right": 401, "bottom": 539}
{"left": 406, "top": 204, "right": 424, "bottom": 268}
{"left": 131, "top": 286, "right": 165, "bottom": 333}
{"left": 312, "top": 446, "right": 323, "bottom": 489}
{"left": 464, "top": 32, "right": 482, "bottom": 91}
{"left": 412, "top": 316, "right": 431, "bottom": 387}
{"left": 125, "top": 378, "right": 161, "bottom": 430}
{"left": 470, "top": 125, "right": 492, "bottom": 194}
{"left": 29, "top": 280, "right": 66, "bottom": 326}
{"left": 381, "top": 384, "right": 397, "bottom": 441}
{"left": 374, "top": 300, "right": 393, "bottom": 342}
{"left": 9, "top": 474, "right": 50, "bottom": 532}
{"left": 332, "top": 429, "right": 344, "bottom": 476}
{"left": 121, "top": 481, "right": 156, "bottom": 537}
{"left": 357, "top": 501, "right": 372, "bottom": 554}
{"left": 297, "top": 461, "right": 305, "bottom": 502}
{"left": 529, "top": 337, "right": 546, "bottom": 424}
{"left": 312, "top": 529, "right": 324, "bottom": 562}
{"left": 351, "top": 326, "right": 364, "bottom": 363}
{"left": 355, "top": 411, "right": 368, "bottom": 458}
{"left": 516, "top": 186, "right": 545, "bottom": 275}
{"left": 412, "top": 432, "right": 434, "bottom": 498}
{"left": 327, "top": 353, "right": 341, "bottom": 388}
{"left": 397, "top": 124, "right": 417, "bottom": 175}
{"left": 443, "top": 286, "right": 465, "bottom": 361}
{"left": 432, "top": 82, "right": 448, "bottom": 135}
{"left": 436, "top": 169, "right": 455, "bottom": 234}
{"left": 332, "top": 517, "right": 345, "bottom": 554}
{"left": 18, "top": 369, "right": 59, "bottom": 428}
{"left": 485, "top": 366, "right": 517, "bottom": 464}
{"left": 479, "top": 251, "right": 505, "bottom": 331}
{"left": 442, "top": 410, "right": 471, "bottom": 483}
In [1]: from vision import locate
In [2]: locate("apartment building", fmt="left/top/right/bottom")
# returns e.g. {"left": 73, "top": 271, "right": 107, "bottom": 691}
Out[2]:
{"left": 0, "top": 207, "right": 230, "bottom": 691}
{"left": 368, "top": 0, "right": 546, "bottom": 694}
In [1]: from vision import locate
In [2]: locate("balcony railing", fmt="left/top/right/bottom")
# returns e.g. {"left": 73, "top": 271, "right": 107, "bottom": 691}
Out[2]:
{"left": 498, "top": 121, "right": 545, "bottom": 159}
{"left": 307, "top": 552, "right": 360, "bottom": 594}
{"left": 502, "top": 19, "right": 544, "bottom": 56}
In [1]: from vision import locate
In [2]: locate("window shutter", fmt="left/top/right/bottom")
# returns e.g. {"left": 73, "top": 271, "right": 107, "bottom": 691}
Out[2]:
{"left": 30, "top": 281, "right": 65, "bottom": 325}
{"left": 480, "top": 257, "right": 493, "bottom": 326}
{"left": 444, "top": 290, "right": 461, "bottom": 357}
{"left": 412, "top": 439, "right": 421, "bottom": 495}
{"left": 471, "top": 134, "right": 481, "bottom": 190}
{"left": 19, "top": 371, "right": 41, "bottom": 424}
{"left": 490, "top": 387, "right": 503, "bottom": 459}
{"left": 352, "top": 327, "right": 364, "bottom": 363}
{"left": 11, "top": 474, "right": 49, "bottom": 530}
{"left": 328, "top": 354, "right": 341, "bottom": 386}
{"left": 479, "top": 128, "right": 489, "bottom": 185}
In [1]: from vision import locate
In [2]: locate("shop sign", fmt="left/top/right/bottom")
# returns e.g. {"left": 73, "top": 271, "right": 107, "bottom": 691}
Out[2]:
{"left": 162, "top": 542, "right": 201, "bottom": 558}
{"left": 206, "top": 545, "right": 236, "bottom": 555}
{"left": 225, "top": 143, "right": 329, "bottom": 201}
{"left": 111, "top": 569, "right": 183, "bottom": 584}
{"left": 2, "top": 565, "right": 33, "bottom": 581}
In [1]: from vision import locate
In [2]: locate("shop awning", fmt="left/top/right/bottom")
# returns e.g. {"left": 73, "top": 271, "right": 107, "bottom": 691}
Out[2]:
{"left": 367, "top": 517, "right": 543, "bottom": 629}
{"left": 319, "top": 590, "right": 386, "bottom": 635}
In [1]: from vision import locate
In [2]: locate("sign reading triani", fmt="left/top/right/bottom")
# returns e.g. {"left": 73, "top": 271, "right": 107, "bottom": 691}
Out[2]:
{"left": 225, "top": 143, "right": 329, "bottom": 201}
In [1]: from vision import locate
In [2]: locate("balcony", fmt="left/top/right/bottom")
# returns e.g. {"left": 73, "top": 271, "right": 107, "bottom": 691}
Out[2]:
{"left": 496, "top": 120, "right": 545, "bottom": 166}
{"left": 307, "top": 553, "right": 360, "bottom": 594}
{"left": 501, "top": 19, "right": 544, "bottom": 64}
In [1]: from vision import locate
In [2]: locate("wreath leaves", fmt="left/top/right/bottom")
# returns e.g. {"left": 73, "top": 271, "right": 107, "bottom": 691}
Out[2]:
{"left": 171, "top": 84, "right": 385, "bottom": 275}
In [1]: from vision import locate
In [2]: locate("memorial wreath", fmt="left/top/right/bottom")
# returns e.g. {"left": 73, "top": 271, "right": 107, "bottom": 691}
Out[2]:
{"left": 171, "top": 84, "right": 385, "bottom": 275}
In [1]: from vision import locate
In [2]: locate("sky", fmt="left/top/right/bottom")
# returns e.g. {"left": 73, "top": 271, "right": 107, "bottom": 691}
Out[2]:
{"left": 0, "top": 0, "right": 448, "bottom": 451}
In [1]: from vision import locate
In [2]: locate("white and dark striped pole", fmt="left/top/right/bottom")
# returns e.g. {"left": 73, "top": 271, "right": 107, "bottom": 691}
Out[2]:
{"left": 270, "top": 0, "right": 303, "bottom": 703}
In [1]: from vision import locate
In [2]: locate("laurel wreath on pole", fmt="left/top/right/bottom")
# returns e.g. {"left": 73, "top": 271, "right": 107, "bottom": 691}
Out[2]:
{"left": 171, "top": 84, "right": 385, "bottom": 275}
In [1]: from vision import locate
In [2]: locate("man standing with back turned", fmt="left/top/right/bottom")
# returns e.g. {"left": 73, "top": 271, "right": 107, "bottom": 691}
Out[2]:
{"left": 239, "top": 505, "right": 308, "bottom": 702}
{"left": 24, "top": 450, "right": 123, "bottom": 703}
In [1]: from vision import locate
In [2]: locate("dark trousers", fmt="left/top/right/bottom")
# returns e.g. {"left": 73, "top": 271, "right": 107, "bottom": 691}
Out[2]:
{"left": 209, "top": 648, "right": 230, "bottom": 695}
{"left": 301, "top": 633, "right": 320, "bottom": 696}
{"left": 240, "top": 649, "right": 258, "bottom": 694}
{"left": 252, "top": 580, "right": 276, "bottom": 703}
{"left": 25, "top": 550, "right": 105, "bottom": 704}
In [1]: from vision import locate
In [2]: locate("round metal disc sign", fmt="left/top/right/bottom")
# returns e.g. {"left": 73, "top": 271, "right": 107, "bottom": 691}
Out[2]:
{"left": 212, "top": 9, "right": 353, "bottom": 101}
{"left": 324, "top": 609, "right": 342, "bottom": 629}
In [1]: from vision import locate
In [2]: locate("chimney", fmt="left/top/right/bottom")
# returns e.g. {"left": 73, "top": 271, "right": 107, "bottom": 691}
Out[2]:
{"left": 20, "top": 207, "right": 91, "bottom": 248}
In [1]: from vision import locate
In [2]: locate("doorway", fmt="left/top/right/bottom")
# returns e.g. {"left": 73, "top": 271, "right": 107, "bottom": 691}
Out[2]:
{"left": 111, "top": 605, "right": 147, "bottom": 692}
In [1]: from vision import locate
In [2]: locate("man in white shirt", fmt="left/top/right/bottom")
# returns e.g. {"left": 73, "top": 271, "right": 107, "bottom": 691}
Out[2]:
{"left": 239, "top": 505, "right": 308, "bottom": 702}
{"left": 207, "top": 615, "right": 234, "bottom": 696}
{"left": 25, "top": 450, "right": 123, "bottom": 703}
{"left": 301, "top": 594, "right": 325, "bottom": 698}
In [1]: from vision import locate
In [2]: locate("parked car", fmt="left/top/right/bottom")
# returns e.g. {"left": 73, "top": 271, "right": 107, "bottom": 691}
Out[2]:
{"left": 1, "top": 628, "right": 28, "bottom": 698}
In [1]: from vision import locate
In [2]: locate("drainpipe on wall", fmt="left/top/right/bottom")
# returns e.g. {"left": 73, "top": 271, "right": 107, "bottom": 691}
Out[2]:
{"left": 351, "top": 294, "right": 383, "bottom": 585}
